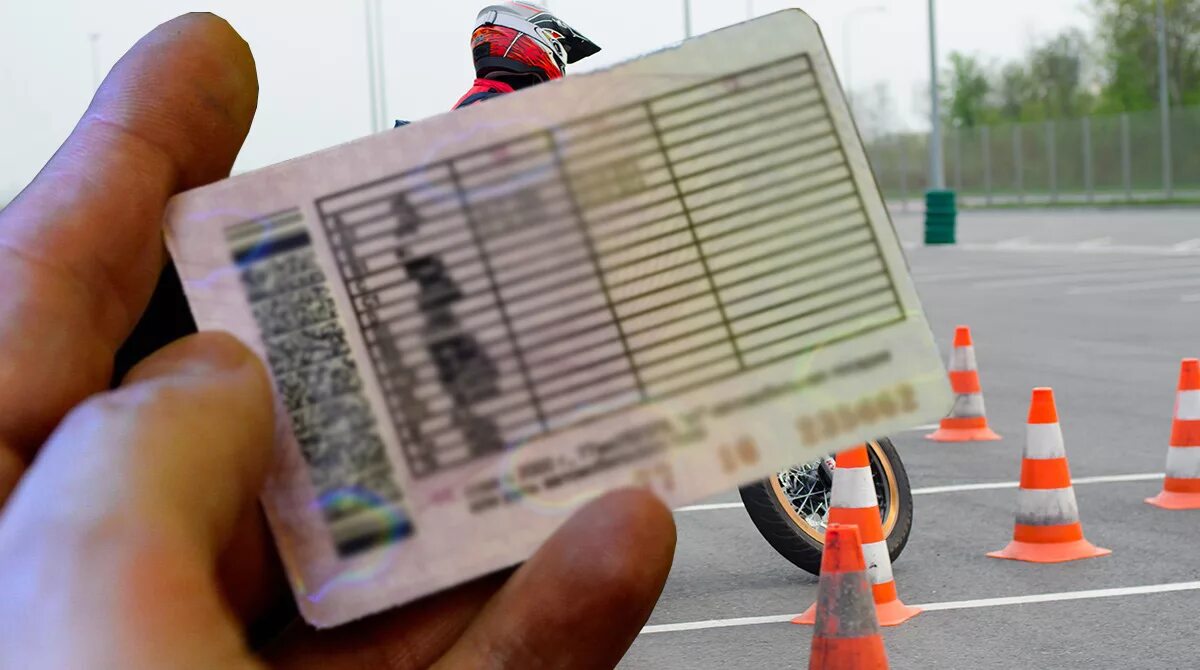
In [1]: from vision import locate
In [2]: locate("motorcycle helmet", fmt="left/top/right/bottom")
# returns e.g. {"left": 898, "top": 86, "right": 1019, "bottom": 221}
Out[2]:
{"left": 471, "top": 2, "right": 601, "bottom": 88}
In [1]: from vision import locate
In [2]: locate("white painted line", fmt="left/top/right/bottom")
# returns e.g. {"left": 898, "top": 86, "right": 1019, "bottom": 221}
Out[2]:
{"left": 640, "top": 581, "right": 1200, "bottom": 634}
{"left": 958, "top": 241, "right": 1200, "bottom": 256}
{"left": 972, "top": 263, "right": 1194, "bottom": 290}
{"left": 1076, "top": 236, "right": 1113, "bottom": 249}
{"left": 995, "top": 236, "right": 1032, "bottom": 250}
{"left": 914, "top": 472, "right": 1162, "bottom": 495}
{"left": 1183, "top": 293, "right": 1200, "bottom": 303}
{"left": 906, "top": 423, "right": 940, "bottom": 431}
{"left": 1173, "top": 238, "right": 1200, "bottom": 252}
{"left": 672, "top": 473, "right": 1163, "bottom": 513}
{"left": 643, "top": 613, "right": 797, "bottom": 634}
{"left": 915, "top": 255, "right": 1190, "bottom": 283}
{"left": 1066, "top": 276, "right": 1200, "bottom": 295}
{"left": 920, "top": 581, "right": 1200, "bottom": 612}
{"left": 675, "top": 502, "right": 744, "bottom": 512}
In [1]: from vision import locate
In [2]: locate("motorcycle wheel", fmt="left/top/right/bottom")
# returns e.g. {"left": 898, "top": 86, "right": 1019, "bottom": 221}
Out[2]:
{"left": 738, "top": 438, "right": 912, "bottom": 575}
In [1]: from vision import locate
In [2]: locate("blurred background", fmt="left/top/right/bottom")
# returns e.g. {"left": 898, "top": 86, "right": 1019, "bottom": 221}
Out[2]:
{"left": 0, "top": 1, "right": 1190, "bottom": 207}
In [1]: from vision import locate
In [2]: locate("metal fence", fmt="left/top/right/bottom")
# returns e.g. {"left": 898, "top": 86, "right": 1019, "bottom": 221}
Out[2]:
{"left": 867, "top": 106, "right": 1200, "bottom": 206}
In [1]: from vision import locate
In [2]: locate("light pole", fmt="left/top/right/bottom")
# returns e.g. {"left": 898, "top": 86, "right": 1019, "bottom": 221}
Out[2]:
{"left": 927, "top": 0, "right": 944, "bottom": 190}
{"left": 747, "top": 0, "right": 754, "bottom": 20}
{"left": 1156, "top": 0, "right": 1172, "bottom": 198}
{"left": 684, "top": 0, "right": 693, "bottom": 38}
{"left": 364, "top": 0, "right": 379, "bottom": 132}
{"left": 374, "top": 0, "right": 389, "bottom": 130}
{"left": 363, "top": 0, "right": 388, "bottom": 132}
{"left": 89, "top": 33, "right": 101, "bottom": 90}
{"left": 842, "top": 5, "right": 886, "bottom": 111}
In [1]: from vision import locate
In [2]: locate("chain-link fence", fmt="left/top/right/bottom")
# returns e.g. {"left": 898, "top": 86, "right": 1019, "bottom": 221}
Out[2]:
{"left": 868, "top": 106, "right": 1200, "bottom": 206}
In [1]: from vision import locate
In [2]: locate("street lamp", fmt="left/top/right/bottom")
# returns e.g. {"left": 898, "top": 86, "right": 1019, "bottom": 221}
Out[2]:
{"left": 927, "top": 0, "right": 944, "bottom": 190}
{"left": 363, "top": 0, "right": 388, "bottom": 133}
{"left": 684, "top": 0, "right": 693, "bottom": 38}
{"left": 842, "top": 5, "right": 886, "bottom": 110}
{"left": 89, "top": 33, "right": 101, "bottom": 91}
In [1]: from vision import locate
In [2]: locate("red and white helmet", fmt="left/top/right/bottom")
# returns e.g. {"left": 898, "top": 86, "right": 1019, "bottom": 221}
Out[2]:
{"left": 471, "top": 2, "right": 601, "bottom": 86}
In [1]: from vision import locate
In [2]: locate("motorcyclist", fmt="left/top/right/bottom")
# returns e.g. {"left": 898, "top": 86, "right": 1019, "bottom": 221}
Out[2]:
{"left": 458, "top": 1, "right": 600, "bottom": 108}
{"left": 396, "top": 1, "right": 600, "bottom": 127}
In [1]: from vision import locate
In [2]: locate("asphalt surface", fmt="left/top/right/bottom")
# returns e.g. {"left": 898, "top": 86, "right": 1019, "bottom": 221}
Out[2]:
{"left": 621, "top": 208, "right": 1200, "bottom": 669}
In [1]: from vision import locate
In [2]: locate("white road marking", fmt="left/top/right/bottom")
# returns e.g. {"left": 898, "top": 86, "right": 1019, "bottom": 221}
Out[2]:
{"left": 672, "top": 473, "right": 1163, "bottom": 513}
{"left": 958, "top": 241, "right": 1200, "bottom": 256}
{"left": 915, "top": 256, "right": 1181, "bottom": 284}
{"left": 995, "top": 236, "right": 1032, "bottom": 249}
{"left": 917, "top": 262, "right": 1191, "bottom": 289}
{"left": 972, "top": 263, "right": 1195, "bottom": 290}
{"left": 1182, "top": 293, "right": 1200, "bottom": 303}
{"left": 1076, "top": 236, "right": 1113, "bottom": 249}
{"left": 676, "top": 502, "right": 745, "bottom": 512}
{"left": 1172, "top": 238, "right": 1200, "bottom": 252}
{"left": 640, "top": 581, "right": 1200, "bottom": 634}
{"left": 1066, "top": 276, "right": 1200, "bottom": 295}
{"left": 911, "top": 472, "right": 1162, "bottom": 495}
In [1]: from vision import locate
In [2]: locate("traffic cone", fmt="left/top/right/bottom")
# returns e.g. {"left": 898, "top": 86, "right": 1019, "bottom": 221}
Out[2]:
{"left": 794, "top": 445, "right": 920, "bottom": 626}
{"left": 1146, "top": 358, "right": 1200, "bottom": 510}
{"left": 988, "top": 388, "right": 1110, "bottom": 563}
{"left": 926, "top": 326, "right": 1001, "bottom": 442}
{"left": 807, "top": 524, "right": 889, "bottom": 670}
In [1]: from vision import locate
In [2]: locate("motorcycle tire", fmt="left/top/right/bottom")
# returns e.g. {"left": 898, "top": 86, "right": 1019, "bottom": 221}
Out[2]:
{"left": 738, "top": 438, "right": 913, "bottom": 575}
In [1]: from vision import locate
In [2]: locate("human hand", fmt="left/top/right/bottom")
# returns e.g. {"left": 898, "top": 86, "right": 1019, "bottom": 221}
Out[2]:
{"left": 0, "top": 13, "right": 675, "bottom": 669}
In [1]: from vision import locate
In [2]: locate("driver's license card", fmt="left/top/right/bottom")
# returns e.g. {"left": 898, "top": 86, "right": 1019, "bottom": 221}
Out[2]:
{"left": 164, "top": 10, "right": 951, "bottom": 627}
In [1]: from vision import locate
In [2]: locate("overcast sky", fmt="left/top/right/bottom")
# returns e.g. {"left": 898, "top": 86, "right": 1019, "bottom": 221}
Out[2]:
{"left": 1, "top": 0, "right": 1089, "bottom": 202}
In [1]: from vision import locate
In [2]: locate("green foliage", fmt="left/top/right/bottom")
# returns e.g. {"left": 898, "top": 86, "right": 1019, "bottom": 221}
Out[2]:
{"left": 944, "top": 52, "right": 991, "bottom": 128}
{"left": 937, "top": 1, "right": 1200, "bottom": 126}
{"left": 1093, "top": 0, "right": 1200, "bottom": 111}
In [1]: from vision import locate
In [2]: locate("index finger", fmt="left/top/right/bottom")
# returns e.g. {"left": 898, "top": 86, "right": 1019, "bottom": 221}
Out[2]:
{"left": 0, "top": 13, "right": 258, "bottom": 494}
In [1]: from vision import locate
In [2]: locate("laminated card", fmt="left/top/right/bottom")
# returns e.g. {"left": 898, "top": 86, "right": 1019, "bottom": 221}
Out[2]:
{"left": 165, "top": 10, "right": 952, "bottom": 626}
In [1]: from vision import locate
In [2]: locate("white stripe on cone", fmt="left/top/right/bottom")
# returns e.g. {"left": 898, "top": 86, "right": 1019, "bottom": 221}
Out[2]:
{"left": 1015, "top": 487, "right": 1080, "bottom": 526}
{"left": 1176, "top": 390, "right": 1200, "bottom": 421}
{"left": 950, "top": 392, "right": 986, "bottom": 418}
{"left": 830, "top": 466, "right": 876, "bottom": 509}
{"left": 949, "top": 346, "right": 978, "bottom": 371}
{"left": 1025, "top": 423, "right": 1067, "bottom": 460}
{"left": 1165, "top": 446, "right": 1200, "bottom": 478}
{"left": 862, "top": 539, "right": 893, "bottom": 585}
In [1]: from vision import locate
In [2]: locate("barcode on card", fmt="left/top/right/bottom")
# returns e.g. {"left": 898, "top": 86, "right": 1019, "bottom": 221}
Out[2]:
{"left": 226, "top": 209, "right": 414, "bottom": 557}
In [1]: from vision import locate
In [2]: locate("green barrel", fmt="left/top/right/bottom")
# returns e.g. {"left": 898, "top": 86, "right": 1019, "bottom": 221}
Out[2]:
{"left": 924, "top": 189, "right": 957, "bottom": 245}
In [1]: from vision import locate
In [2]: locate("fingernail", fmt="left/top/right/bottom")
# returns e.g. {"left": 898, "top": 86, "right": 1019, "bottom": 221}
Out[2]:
{"left": 122, "top": 331, "right": 257, "bottom": 384}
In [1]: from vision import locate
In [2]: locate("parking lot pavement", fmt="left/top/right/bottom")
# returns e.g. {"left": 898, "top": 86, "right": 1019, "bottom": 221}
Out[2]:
{"left": 622, "top": 208, "right": 1200, "bottom": 669}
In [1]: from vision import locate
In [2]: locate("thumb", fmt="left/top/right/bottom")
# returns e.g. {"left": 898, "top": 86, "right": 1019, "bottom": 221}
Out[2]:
{"left": 0, "top": 332, "right": 274, "bottom": 669}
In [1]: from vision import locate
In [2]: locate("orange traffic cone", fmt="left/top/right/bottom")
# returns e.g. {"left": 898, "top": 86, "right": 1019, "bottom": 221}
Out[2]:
{"left": 927, "top": 326, "right": 1001, "bottom": 442}
{"left": 988, "top": 388, "right": 1110, "bottom": 563}
{"left": 794, "top": 445, "right": 920, "bottom": 626}
{"left": 1147, "top": 358, "right": 1200, "bottom": 510}
{"left": 807, "top": 524, "right": 890, "bottom": 670}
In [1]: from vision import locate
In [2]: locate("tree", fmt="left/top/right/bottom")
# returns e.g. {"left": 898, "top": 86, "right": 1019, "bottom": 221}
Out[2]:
{"left": 1093, "top": 0, "right": 1200, "bottom": 110}
{"left": 852, "top": 82, "right": 898, "bottom": 141}
{"left": 1027, "top": 29, "right": 1091, "bottom": 118}
{"left": 996, "top": 62, "right": 1037, "bottom": 121}
{"left": 943, "top": 52, "right": 991, "bottom": 128}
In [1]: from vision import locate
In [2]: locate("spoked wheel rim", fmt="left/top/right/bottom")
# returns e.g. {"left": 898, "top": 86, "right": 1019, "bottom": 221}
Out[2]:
{"left": 768, "top": 441, "right": 900, "bottom": 543}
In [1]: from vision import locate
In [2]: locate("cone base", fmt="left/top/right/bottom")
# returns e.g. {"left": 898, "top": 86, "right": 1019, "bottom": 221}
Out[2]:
{"left": 1145, "top": 489, "right": 1200, "bottom": 510}
{"left": 792, "top": 598, "right": 921, "bottom": 627}
{"left": 986, "top": 538, "right": 1111, "bottom": 563}
{"left": 925, "top": 426, "right": 1002, "bottom": 442}
{"left": 809, "top": 634, "right": 889, "bottom": 670}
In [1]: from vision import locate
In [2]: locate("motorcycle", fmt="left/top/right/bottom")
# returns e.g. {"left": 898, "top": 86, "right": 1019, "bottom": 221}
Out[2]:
{"left": 738, "top": 438, "right": 912, "bottom": 574}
